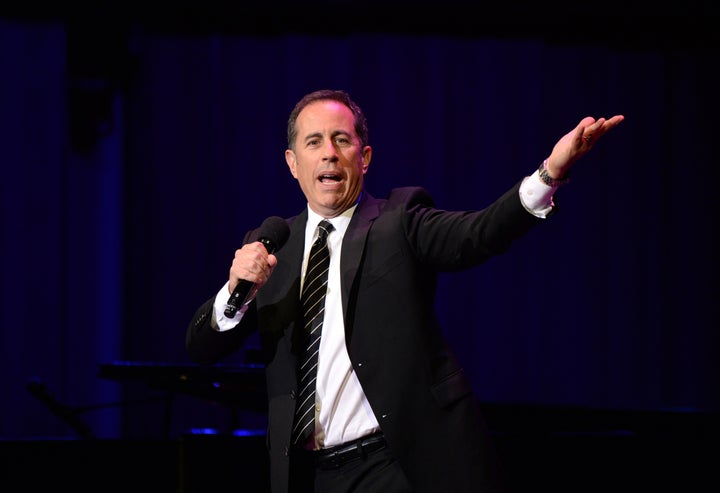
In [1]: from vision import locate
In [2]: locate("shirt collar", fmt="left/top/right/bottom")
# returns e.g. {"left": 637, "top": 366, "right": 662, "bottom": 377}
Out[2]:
{"left": 306, "top": 202, "right": 358, "bottom": 238}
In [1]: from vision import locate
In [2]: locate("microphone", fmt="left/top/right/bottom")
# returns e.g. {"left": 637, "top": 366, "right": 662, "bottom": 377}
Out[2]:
{"left": 224, "top": 215, "right": 290, "bottom": 318}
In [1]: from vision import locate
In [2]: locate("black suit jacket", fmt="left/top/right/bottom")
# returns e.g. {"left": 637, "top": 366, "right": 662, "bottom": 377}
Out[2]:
{"left": 187, "top": 184, "right": 543, "bottom": 493}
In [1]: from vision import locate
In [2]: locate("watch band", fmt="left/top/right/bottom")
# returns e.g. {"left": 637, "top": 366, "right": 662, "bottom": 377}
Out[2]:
{"left": 538, "top": 159, "right": 570, "bottom": 187}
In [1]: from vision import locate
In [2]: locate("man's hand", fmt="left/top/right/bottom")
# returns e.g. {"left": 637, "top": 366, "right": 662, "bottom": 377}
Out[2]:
{"left": 545, "top": 114, "right": 625, "bottom": 179}
{"left": 228, "top": 241, "right": 278, "bottom": 294}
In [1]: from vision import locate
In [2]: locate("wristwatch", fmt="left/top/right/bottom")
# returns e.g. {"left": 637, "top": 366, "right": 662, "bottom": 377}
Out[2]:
{"left": 538, "top": 159, "right": 570, "bottom": 187}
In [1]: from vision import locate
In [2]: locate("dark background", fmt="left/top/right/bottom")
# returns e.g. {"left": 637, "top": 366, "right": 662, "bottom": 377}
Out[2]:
{"left": 1, "top": 2, "right": 718, "bottom": 491}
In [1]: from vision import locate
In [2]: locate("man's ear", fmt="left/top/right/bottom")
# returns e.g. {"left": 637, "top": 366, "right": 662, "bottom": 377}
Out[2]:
{"left": 361, "top": 146, "right": 372, "bottom": 175}
{"left": 285, "top": 149, "right": 298, "bottom": 178}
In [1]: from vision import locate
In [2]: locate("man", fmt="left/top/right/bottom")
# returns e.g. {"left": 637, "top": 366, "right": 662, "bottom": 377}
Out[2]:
{"left": 186, "top": 89, "right": 624, "bottom": 492}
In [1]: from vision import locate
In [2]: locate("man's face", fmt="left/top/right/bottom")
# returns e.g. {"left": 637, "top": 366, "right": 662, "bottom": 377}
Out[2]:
{"left": 285, "top": 100, "right": 371, "bottom": 218}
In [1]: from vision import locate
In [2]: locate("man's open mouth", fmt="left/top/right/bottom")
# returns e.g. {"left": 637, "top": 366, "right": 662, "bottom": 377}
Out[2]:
{"left": 319, "top": 173, "right": 341, "bottom": 183}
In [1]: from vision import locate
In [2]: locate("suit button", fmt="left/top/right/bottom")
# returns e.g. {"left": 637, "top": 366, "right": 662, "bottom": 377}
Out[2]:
{"left": 290, "top": 390, "right": 296, "bottom": 399}
{"left": 284, "top": 445, "right": 290, "bottom": 456}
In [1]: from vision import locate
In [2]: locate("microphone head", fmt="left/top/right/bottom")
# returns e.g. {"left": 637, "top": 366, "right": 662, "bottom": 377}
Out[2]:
{"left": 258, "top": 216, "right": 290, "bottom": 253}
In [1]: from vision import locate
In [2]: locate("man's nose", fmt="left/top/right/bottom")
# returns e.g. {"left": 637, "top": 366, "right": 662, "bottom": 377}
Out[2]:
{"left": 322, "top": 141, "right": 339, "bottom": 160}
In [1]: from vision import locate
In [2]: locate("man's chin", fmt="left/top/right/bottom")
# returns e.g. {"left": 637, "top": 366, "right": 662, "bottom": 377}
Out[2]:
{"left": 312, "top": 197, "right": 351, "bottom": 217}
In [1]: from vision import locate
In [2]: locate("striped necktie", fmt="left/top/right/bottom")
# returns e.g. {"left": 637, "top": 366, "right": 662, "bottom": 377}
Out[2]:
{"left": 292, "top": 219, "right": 333, "bottom": 446}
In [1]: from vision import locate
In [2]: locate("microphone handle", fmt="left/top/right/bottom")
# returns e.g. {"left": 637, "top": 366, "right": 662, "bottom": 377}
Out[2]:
{"left": 223, "top": 238, "right": 277, "bottom": 317}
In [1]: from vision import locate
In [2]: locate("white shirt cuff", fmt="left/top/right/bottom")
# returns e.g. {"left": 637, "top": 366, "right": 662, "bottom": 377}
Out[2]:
{"left": 519, "top": 169, "right": 557, "bottom": 219}
{"left": 213, "top": 281, "right": 245, "bottom": 331}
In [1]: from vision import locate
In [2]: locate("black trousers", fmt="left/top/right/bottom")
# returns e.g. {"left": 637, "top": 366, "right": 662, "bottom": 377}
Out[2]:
{"left": 289, "top": 439, "right": 414, "bottom": 493}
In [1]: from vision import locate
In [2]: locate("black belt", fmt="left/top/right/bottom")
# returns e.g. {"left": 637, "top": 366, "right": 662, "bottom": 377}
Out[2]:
{"left": 308, "top": 432, "right": 387, "bottom": 470}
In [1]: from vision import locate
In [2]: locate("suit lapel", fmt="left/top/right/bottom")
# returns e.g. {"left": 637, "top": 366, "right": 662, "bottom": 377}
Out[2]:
{"left": 278, "top": 211, "right": 307, "bottom": 279}
{"left": 340, "top": 192, "right": 380, "bottom": 326}
{"left": 271, "top": 197, "right": 380, "bottom": 344}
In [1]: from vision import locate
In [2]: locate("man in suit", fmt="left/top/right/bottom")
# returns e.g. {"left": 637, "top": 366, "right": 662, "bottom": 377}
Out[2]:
{"left": 186, "top": 89, "right": 624, "bottom": 492}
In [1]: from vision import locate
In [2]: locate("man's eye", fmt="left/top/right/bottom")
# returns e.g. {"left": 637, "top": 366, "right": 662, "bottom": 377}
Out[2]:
{"left": 335, "top": 137, "right": 350, "bottom": 145}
